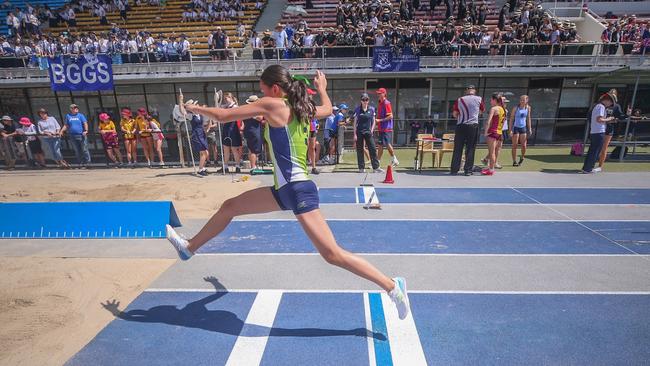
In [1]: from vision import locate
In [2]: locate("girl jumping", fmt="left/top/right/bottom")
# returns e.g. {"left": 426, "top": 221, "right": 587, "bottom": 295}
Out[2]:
{"left": 166, "top": 65, "right": 410, "bottom": 319}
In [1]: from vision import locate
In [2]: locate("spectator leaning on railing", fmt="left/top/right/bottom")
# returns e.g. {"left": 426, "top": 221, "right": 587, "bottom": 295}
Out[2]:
{"left": 37, "top": 108, "right": 70, "bottom": 169}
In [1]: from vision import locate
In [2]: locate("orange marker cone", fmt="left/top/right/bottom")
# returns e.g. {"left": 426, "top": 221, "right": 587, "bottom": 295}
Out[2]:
{"left": 382, "top": 164, "right": 394, "bottom": 184}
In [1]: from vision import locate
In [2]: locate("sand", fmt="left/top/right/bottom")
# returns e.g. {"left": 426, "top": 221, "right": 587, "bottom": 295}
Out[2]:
{"left": 0, "top": 257, "right": 175, "bottom": 366}
{"left": 0, "top": 167, "right": 261, "bottom": 218}
{"left": 0, "top": 168, "right": 261, "bottom": 365}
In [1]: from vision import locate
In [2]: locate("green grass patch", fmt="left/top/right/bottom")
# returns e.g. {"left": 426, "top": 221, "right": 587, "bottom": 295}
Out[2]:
{"left": 335, "top": 146, "right": 650, "bottom": 173}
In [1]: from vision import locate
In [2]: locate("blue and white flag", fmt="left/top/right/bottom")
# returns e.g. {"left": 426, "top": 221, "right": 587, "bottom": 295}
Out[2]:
{"left": 48, "top": 55, "right": 114, "bottom": 91}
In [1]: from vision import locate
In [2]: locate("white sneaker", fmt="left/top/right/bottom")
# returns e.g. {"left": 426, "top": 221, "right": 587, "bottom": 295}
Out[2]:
{"left": 166, "top": 224, "right": 193, "bottom": 261}
{"left": 593, "top": 167, "right": 602, "bottom": 172}
{"left": 374, "top": 168, "right": 385, "bottom": 173}
{"left": 388, "top": 277, "right": 410, "bottom": 320}
{"left": 391, "top": 156, "right": 399, "bottom": 167}
{"left": 358, "top": 168, "right": 365, "bottom": 173}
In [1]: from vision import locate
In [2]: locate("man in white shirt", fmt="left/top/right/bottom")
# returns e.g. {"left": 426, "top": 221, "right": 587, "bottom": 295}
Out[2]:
{"left": 581, "top": 92, "right": 616, "bottom": 173}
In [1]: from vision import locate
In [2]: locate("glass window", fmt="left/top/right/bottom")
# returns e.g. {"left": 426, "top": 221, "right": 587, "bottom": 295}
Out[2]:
{"left": 30, "top": 97, "right": 61, "bottom": 123}
{"left": 146, "top": 93, "right": 177, "bottom": 131}
{"left": 429, "top": 89, "right": 448, "bottom": 130}
{"left": 145, "top": 83, "right": 175, "bottom": 94}
{"left": 333, "top": 79, "right": 364, "bottom": 89}
{"left": 0, "top": 88, "right": 23, "bottom": 96}
{"left": 448, "top": 78, "right": 479, "bottom": 89}
{"left": 115, "top": 84, "right": 145, "bottom": 94}
{"left": 205, "top": 82, "right": 236, "bottom": 93}
{"left": 237, "top": 82, "right": 255, "bottom": 91}
{"left": 0, "top": 94, "right": 30, "bottom": 117}
{"left": 485, "top": 78, "right": 528, "bottom": 88}
{"left": 528, "top": 87, "right": 560, "bottom": 142}
{"left": 117, "top": 94, "right": 146, "bottom": 114}
{"left": 430, "top": 78, "right": 447, "bottom": 88}
{"left": 332, "top": 89, "right": 364, "bottom": 110}
{"left": 559, "top": 89, "right": 591, "bottom": 108}
{"left": 28, "top": 88, "right": 56, "bottom": 98}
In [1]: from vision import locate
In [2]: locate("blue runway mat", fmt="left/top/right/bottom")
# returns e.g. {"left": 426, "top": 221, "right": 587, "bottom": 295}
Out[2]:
{"left": 199, "top": 220, "right": 650, "bottom": 254}
{"left": 411, "top": 293, "right": 650, "bottom": 366}
{"left": 0, "top": 201, "right": 180, "bottom": 239}
{"left": 317, "top": 188, "right": 650, "bottom": 204}
{"left": 260, "top": 293, "right": 369, "bottom": 365}
{"left": 67, "top": 291, "right": 650, "bottom": 366}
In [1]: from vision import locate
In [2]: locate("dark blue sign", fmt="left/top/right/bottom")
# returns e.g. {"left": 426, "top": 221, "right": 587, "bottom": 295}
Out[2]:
{"left": 372, "top": 46, "right": 420, "bottom": 72}
{"left": 48, "top": 55, "right": 114, "bottom": 91}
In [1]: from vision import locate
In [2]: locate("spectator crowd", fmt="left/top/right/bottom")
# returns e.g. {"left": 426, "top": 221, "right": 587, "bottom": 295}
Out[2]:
{"left": 250, "top": 0, "right": 649, "bottom": 59}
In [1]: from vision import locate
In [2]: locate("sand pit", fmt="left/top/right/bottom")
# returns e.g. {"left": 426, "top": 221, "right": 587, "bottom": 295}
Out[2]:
{"left": 0, "top": 167, "right": 261, "bottom": 218}
{"left": 0, "top": 168, "right": 262, "bottom": 364}
{"left": 0, "top": 257, "right": 175, "bottom": 366}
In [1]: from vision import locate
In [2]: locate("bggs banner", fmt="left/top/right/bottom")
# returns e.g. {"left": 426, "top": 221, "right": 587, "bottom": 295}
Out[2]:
{"left": 48, "top": 55, "right": 114, "bottom": 92}
{"left": 372, "top": 46, "right": 420, "bottom": 72}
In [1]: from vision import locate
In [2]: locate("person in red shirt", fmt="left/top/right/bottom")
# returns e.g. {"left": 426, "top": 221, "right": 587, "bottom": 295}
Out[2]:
{"left": 375, "top": 88, "right": 399, "bottom": 167}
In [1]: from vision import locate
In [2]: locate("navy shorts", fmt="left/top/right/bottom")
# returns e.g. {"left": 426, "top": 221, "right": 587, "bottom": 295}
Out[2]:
{"left": 378, "top": 131, "right": 393, "bottom": 146}
{"left": 512, "top": 126, "right": 527, "bottom": 134}
{"left": 270, "top": 180, "right": 320, "bottom": 215}
{"left": 244, "top": 129, "right": 262, "bottom": 154}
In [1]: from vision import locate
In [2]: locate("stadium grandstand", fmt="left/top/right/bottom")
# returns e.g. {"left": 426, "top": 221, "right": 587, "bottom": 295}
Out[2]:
{"left": 0, "top": 0, "right": 648, "bottom": 167}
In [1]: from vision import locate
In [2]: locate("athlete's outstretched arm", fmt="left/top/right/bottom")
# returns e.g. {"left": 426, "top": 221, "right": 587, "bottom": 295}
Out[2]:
{"left": 183, "top": 100, "right": 274, "bottom": 124}
{"left": 314, "top": 70, "right": 333, "bottom": 119}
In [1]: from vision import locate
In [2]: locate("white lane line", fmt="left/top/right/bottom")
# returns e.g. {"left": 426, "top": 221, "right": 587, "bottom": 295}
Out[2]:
{"left": 363, "top": 293, "right": 377, "bottom": 366}
{"left": 194, "top": 253, "right": 644, "bottom": 257}
{"left": 225, "top": 290, "right": 283, "bottom": 366}
{"left": 231, "top": 218, "right": 650, "bottom": 222}
{"left": 511, "top": 187, "right": 649, "bottom": 261}
{"left": 380, "top": 292, "right": 427, "bottom": 366}
{"left": 145, "top": 289, "right": 650, "bottom": 295}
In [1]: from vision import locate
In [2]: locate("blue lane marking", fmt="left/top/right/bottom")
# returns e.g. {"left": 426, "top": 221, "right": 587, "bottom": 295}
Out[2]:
{"left": 316, "top": 188, "right": 650, "bottom": 204}
{"left": 519, "top": 188, "right": 650, "bottom": 204}
{"left": 375, "top": 188, "right": 533, "bottom": 204}
{"left": 260, "top": 293, "right": 370, "bottom": 366}
{"left": 0, "top": 201, "right": 180, "bottom": 239}
{"left": 584, "top": 221, "right": 650, "bottom": 254}
{"left": 410, "top": 293, "right": 650, "bottom": 366}
{"left": 319, "top": 188, "right": 357, "bottom": 204}
{"left": 199, "top": 220, "right": 642, "bottom": 254}
{"left": 368, "top": 293, "right": 393, "bottom": 366}
{"left": 65, "top": 291, "right": 257, "bottom": 366}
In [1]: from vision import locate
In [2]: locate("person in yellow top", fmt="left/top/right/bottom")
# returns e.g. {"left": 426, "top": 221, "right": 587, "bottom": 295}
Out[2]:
{"left": 482, "top": 92, "right": 506, "bottom": 176}
{"left": 120, "top": 108, "right": 138, "bottom": 167}
{"left": 98, "top": 113, "right": 123, "bottom": 166}
{"left": 147, "top": 113, "right": 165, "bottom": 167}
{"left": 135, "top": 107, "right": 154, "bottom": 167}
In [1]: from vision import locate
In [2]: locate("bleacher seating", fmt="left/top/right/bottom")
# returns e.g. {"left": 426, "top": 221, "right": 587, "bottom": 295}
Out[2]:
{"left": 280, "top": 0, "right": 500, "bottom": 32}
{"left": 4, "top": 0, "right": 266, "bottom": 57}
{"left": 0, "top": 0, "right": 68, "bottom": 34}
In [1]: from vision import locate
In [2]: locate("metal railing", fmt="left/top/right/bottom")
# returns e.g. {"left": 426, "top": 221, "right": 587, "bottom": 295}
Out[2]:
{"left": 0, "top": 42, "right": 647, "bottom": 80}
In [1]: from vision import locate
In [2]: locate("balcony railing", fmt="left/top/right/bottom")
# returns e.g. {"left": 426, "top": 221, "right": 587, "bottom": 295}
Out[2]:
{"left": 0, "top": 42, "right": 647, "bottom": 81}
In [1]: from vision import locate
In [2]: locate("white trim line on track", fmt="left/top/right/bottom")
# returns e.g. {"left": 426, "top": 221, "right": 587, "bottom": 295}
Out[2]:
{"left": 225, "top": 290, "right": 282, "bottom": 366}
{"left": 511, "top": 187, "right": 650, "bottom": 261}
{"left": 319, "top": 186, "right": 650, "bottom": 189}
{"left": 312, "top": 203, "right": 650, "bottom": 206}
{"left": 231, "top": 218, "right": 650, "bottom": 222}
{"left": 380, "top": 292, "right": 427, "bottom": 366}
{"left": 144, "top": 289, "right": 650, "bottom": 295}
{"left": 194, "top": 253, "right": 648, "bottom": 257}
{"left": 363, "top": 292, "right": 376, "bottom": 366}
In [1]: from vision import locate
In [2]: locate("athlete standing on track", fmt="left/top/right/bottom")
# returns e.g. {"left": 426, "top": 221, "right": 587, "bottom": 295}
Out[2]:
{"left": 166, "top": 65, "right": 411, "bottom": 319}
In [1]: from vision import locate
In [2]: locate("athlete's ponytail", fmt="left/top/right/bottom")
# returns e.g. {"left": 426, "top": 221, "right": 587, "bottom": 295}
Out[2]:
{"left": 260, "top": 64, "right": 315, "bottom": 124}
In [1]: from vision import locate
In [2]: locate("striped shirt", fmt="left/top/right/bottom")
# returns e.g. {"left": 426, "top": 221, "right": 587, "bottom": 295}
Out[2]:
{"left": 453, "top": 95, "right": 485, "bottom": 125}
